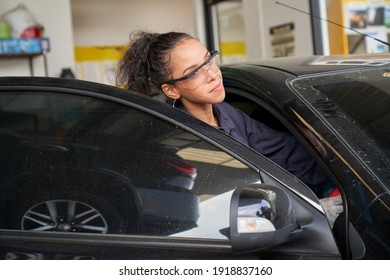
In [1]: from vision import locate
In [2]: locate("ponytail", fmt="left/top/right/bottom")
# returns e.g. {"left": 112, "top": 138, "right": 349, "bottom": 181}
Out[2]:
{"left": 116, "top": 31, "right": 158, "bottom": 96}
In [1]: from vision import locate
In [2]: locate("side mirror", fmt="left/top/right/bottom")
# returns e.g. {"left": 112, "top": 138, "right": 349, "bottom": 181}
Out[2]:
{"left": 230, "top": 183, "right": 296, "bottom": 252}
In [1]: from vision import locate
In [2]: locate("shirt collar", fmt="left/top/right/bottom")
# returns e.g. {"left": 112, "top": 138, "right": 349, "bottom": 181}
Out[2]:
{"left": 175, "top": 101, "right": 235, "bottom": 134}
{"left": 212, "top": 103, "right": 235, "bottom": 134}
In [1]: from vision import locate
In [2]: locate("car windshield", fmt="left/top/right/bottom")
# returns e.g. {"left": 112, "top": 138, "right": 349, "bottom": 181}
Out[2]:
{"left": 290, "top": 67, "right": 390, "bottom": 186}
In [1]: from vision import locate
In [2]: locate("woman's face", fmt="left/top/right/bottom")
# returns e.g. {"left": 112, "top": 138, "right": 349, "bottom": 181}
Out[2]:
{"left": 166, "top": 38, "right": 225, "bottom": 106}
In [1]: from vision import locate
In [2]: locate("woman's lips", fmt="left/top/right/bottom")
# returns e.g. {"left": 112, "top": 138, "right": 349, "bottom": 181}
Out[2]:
{"left": 211, "top": 80, "right": 223, "bottom": 92}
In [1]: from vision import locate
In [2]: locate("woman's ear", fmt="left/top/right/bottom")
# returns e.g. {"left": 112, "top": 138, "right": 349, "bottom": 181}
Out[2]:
{"left": 161, "top": 84, "right": 181, "bottom": 100}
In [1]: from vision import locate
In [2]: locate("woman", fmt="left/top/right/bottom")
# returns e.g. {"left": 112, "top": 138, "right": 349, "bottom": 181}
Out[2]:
{"left": 116, "top": 31, "right": 337, "bottom": 198}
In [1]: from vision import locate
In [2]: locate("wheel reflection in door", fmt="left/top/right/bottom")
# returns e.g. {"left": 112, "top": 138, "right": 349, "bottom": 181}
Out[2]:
{"left": 21, "top": 200, "right": 108, "bottom": 233}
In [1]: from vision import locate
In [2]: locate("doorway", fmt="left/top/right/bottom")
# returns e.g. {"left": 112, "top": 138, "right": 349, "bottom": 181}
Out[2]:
{"left": 204, "top": 0, "right": 247, "bottom": 63}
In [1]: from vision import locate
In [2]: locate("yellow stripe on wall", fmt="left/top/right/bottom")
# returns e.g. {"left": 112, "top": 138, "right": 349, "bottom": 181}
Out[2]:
{"left": 75, "top": 46, "right": 127, "bottom": 62}
{"left": 75, "top": 43, "right": 246, "bottom": 62}
{"left": 220, "top": 41, "right": 246, "bottom": 55}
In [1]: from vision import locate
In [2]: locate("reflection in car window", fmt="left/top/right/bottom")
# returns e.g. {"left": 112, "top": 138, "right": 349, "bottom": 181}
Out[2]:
{"left": 0, "top": 92, "right": 260, "bottom": 240}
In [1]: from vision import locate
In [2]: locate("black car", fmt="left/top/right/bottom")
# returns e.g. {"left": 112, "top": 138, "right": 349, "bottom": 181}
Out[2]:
{"left": 0, "top": 54, "right": 389, "bottom": 259}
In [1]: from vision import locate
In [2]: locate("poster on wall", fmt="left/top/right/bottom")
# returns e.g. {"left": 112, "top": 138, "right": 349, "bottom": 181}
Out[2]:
{"left": 385, "top": 1, "right": 390, "bottom": 28}
{"left": 346, "top": 2, "right": 368, "bottom": 28}
{"left": 343, "top": 0, "right": 390, "bottom": 53}
{"left": 365, "top": 30, "right": 389, "bottom": 52}
{"left": 367, "top": 1, "right": 385, "bottom": 26}
{"left": 270, "top": 22, "right": 295, "bottom": 58}
{"left": 345, "top": 0, "right": 389, "bottom": 28}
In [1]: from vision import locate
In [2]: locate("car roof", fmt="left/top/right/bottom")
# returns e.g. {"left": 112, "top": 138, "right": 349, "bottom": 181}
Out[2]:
{"left": 221, "top": 53, "right": 390, "bottom": 76}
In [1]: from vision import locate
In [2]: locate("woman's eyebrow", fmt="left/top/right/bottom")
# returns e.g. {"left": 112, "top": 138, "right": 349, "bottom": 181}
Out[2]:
{"left": 182, "top": 50, "right": 210, "bottom": 75}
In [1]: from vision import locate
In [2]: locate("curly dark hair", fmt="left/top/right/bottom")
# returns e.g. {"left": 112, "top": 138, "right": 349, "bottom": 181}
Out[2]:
{"left": 116, "top": 30, "right": 194, "bottom": 96}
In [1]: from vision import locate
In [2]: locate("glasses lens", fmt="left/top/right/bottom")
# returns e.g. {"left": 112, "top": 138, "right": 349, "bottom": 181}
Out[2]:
{"left": 180, "top": 53, "right": 219, "bottom": 89}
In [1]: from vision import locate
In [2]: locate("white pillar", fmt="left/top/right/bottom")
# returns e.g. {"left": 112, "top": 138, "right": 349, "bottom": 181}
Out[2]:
{"left": 319, "top": 0, "right": 330, "bottom": 55}
{"left": 192, "top": 0, "right": 207, "bottom": 45}
{"left": 242, "top": 0, "right": 267, "bottom": 60}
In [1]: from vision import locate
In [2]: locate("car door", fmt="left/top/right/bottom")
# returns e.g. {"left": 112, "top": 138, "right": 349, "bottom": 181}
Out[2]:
{"left": 0, "top": 78, "right": 339, "bottom": 259}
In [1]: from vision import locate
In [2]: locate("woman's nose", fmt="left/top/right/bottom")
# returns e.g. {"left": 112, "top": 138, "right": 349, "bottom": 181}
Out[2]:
{"left": 206, "top": 66, "right": 219, "bottom": 82}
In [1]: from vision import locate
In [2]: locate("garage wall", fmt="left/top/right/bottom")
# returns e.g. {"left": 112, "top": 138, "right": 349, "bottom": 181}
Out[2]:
{"left": 71, "top": 0, "right": 197, "bottom": 47}
{"left": 0, "top": 0, "right": 198, "bottom": 78}
{"left": 0, "top": 0, "right": 75, "bottom": 77}
{"left": 71, "top": 0, "right": 198, "bottom": 84}
{"left": 0, "top": 0, "right": 320, "bottom": 79}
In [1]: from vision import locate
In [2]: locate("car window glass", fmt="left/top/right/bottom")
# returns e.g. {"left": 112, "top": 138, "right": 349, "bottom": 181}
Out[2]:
{"left": 288, "top": 70, "right": 390, "bottom": 226}
{"left": 290, "top": 69, "right": 390, "bottom": 192}
{"left": 314, "top": 75, "right": 389, "bottom": 151}
{"left": 0, "top": 92, "right": 260, "bottom": 240}
{"left": 291, "top": 68, "right": 390, "bottom": 151}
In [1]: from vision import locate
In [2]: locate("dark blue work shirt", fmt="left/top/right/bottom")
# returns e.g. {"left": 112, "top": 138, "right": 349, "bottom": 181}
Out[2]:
{"left": 212, "top": 102, "right": 330, "bottom": 186}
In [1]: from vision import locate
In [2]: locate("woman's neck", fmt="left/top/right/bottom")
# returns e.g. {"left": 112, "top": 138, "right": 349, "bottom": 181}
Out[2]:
{"left": 182, "top": 102, "right": 219, "bottom": 127}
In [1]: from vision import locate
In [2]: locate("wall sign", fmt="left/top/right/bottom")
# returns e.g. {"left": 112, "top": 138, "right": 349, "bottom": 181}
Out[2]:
{"left": 270, "top": 22, "right": 295, "bottom": 58}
